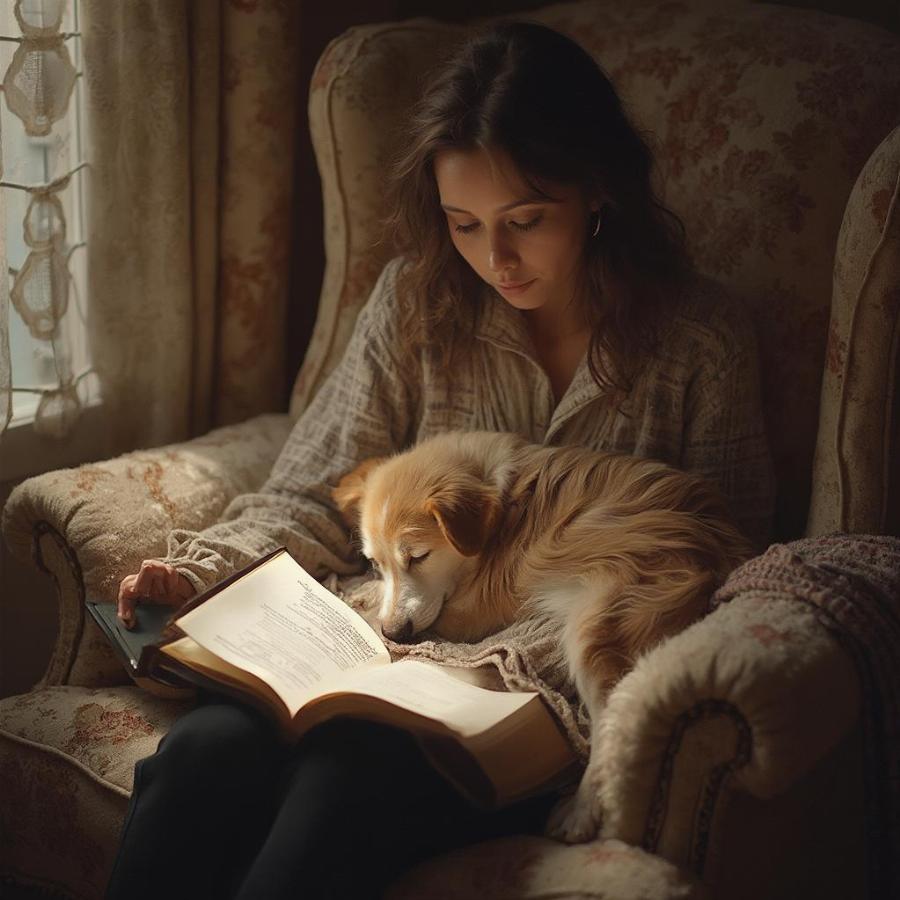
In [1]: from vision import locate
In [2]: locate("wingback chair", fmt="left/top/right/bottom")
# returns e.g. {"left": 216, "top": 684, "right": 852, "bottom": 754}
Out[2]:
{"left": 2, "top": 2, "right": 899, "bottom": 898}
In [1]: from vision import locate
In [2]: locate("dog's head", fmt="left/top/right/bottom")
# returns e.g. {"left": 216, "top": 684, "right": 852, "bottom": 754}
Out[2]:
{"left": 332, "top": 434, "right": 510, "bottom": 642}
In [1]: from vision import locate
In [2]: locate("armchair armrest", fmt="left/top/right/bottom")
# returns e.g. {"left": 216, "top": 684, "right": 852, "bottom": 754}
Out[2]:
{"left": 595, "top": 595, "right": 860, "bottom": 874}
{"left": 1, "top": 412, "right": 292, "bottom": 688}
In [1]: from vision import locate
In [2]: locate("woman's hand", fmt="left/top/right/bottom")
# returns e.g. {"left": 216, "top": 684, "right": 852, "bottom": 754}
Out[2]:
{"left": 117, "top": 561, "right": 197, "bottom": 630}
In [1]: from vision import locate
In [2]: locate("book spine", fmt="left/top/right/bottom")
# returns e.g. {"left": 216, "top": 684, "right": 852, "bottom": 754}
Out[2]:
{"left": 86, "top": 602, "right": 138, "bottom": 674}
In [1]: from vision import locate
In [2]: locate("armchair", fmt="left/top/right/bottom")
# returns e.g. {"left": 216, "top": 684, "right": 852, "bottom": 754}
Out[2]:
{"left": 3, "top": 2, "right": 899, "bottom": 898}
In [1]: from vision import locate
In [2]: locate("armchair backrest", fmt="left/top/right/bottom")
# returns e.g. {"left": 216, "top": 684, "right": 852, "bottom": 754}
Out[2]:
{"left": 293, "top": 0, "right": 900, "bottom": 541}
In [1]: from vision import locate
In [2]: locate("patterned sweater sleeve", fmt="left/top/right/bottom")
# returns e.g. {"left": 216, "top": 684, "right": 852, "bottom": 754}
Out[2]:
{"left": 157, "top": 257, "right": 419, "bottom": 593}
{"left": 681, "top": 299, "right": 776, "bottom": 552}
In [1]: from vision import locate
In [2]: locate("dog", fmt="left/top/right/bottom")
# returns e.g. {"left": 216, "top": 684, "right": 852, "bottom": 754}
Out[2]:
{"left": 332, "top": 430, "right": 753, "bottom": 842}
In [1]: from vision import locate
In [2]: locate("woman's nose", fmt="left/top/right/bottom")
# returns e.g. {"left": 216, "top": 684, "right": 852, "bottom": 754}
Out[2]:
{"left": 488, "top": 242, "right": 517, "bottom": 272}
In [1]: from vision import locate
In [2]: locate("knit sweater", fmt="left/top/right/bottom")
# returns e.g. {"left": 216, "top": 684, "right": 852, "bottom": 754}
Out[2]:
{"left": 159, "top": 255, "right": 776, "bottom": 757}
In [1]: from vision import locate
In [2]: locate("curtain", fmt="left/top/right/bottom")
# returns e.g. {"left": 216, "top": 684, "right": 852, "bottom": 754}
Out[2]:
{"left": 2, "top": 0, "right": 300, "bottom": 457}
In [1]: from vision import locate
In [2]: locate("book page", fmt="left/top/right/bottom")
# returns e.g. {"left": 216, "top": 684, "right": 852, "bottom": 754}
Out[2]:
{"left": 321, "top": 659, "right": 539, "bottom": 738}
{"left": 175, "top": 550, "right": 390, "bottom": 711}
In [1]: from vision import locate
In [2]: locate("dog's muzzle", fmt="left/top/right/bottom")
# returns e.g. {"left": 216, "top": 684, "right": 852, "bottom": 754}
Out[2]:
{"left": 381, "top": 618, "right": 415, "bottom": 643}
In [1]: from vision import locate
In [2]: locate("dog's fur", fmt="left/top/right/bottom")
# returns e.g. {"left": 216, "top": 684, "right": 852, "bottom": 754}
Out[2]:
{"left": 332, "top": 430, "right": 753, "bottom": 841}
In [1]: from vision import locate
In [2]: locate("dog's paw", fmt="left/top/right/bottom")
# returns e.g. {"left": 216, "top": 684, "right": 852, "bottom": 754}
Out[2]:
{"left": 544, "top": 788, "right": 603, "bottom": 844}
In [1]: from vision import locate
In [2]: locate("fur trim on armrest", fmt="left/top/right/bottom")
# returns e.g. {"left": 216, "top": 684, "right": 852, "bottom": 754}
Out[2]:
{"left": 596, "top": 597, "right": 858, "bottom": 861}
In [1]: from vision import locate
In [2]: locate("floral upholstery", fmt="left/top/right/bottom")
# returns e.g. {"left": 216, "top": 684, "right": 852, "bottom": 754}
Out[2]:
{"left": 3, "top": 413, "right": 292, "bottom": 689}
{"left": 0, "top": 688, "right": 190, "bottom": 899}
{"left": 2, "top": 1, "right": 899, "bottom": 898}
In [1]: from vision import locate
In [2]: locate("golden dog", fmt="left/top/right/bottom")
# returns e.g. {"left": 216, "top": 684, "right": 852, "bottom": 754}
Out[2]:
{"left": 333, "top": 430, "right": 752, "bottom": 841}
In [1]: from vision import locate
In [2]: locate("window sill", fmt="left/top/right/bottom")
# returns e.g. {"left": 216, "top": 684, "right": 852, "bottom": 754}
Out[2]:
{"left": 0, "top": 394, "right": 111, "bottom": 485}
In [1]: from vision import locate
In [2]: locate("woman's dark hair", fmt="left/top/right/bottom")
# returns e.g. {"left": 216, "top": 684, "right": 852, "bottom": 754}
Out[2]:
{"left": 382, "top": 20, "right": 692, "bottom": 396}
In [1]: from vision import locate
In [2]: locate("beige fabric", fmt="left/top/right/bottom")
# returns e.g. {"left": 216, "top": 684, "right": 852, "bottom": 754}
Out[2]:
{"left": 78, "top": 0, "right": 299, "bottom": 459}
{"left": 808, "top": 126, "right": 900, "bottom": 535}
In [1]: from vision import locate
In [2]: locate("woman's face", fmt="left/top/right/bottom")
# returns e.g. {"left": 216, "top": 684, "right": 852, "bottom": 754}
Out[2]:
{"left": 433, "top": 145, "right": 595, "bottom": 324}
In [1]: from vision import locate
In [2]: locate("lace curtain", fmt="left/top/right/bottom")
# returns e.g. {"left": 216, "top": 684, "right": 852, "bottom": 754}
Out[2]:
{"left": 1, "top": 0, "right": 301, "bottom": 460}
{"left": 0, "top": 0, "right": 86, "bottom": 440}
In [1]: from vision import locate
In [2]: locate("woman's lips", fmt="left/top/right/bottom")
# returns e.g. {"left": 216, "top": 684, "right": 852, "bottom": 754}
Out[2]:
{"left": 497, "top": 279, "right": 536, "bottom": 295}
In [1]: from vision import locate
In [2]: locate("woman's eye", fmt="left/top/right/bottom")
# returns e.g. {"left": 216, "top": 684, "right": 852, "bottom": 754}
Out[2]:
{"left": 511, "top": 215, "right": 542, "bottom": 232}
{"left": 452, "top": 214, "right": 542, "bottom": 235}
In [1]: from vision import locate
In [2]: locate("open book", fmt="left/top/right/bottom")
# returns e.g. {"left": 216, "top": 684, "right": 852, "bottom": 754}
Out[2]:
{"left": 87, "top": 546, "right": 578, "bottom": 809}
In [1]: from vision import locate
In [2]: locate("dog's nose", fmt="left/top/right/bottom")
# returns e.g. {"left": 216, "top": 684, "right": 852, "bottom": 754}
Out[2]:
{"left": 382, "top": 619, "right": 414, "bottom": 643}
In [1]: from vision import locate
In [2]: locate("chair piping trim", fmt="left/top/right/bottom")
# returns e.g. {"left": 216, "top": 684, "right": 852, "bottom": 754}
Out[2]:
{"left": 32, "top": 520, "right": 85, "bottom": 686}
{"left": 0, "top": 727, "right": 131, "bottom": 798}
{"left": 641, "top": 698, "right": 753, "bottom": 878}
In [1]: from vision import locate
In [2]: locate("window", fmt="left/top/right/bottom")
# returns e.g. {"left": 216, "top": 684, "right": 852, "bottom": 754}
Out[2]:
{"left": 1, "top": 0, "right": 97, "bottom": 480}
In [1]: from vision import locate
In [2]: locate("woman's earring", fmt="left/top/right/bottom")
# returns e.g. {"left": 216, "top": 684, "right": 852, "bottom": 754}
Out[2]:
{"left": 591, "top": 209, "right": 602, "bottom": 238}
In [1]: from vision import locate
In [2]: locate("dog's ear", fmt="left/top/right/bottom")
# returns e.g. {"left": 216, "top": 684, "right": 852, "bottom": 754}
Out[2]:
{"left": 332, "top": 457, "right": 387, "bottom": 527}
{"left": 424, "top": 475, "right": 501, "bottom": 557}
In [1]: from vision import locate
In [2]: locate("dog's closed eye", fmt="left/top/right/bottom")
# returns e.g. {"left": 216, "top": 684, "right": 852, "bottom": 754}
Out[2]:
{"left": 408, "top": 551, "right": 431, "bottom": 568}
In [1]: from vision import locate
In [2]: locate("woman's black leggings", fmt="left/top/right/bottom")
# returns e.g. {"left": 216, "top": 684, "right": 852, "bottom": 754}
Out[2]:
{"left": 105, "top": 692, "right": 559, "bottom": 899}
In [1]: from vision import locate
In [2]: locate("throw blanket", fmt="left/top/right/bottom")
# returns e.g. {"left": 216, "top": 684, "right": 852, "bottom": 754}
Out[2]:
{"left": 345, "top": 533, "right": 899, "bottom": 899}
{"left": 711, "top": 534, "right": 900, "bottom": 900}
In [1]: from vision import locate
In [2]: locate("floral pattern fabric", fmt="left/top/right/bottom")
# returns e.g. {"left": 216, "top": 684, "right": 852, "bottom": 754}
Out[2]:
{"left": 0, "top": 687, "right": 190, "bottom": 898}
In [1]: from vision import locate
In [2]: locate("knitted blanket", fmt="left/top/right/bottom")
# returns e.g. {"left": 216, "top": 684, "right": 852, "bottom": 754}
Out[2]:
{"left": 710, "top": 534, "right": 900, "bottom": 900}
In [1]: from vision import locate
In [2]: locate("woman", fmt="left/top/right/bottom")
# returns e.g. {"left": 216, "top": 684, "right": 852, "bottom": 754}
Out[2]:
{"left": 108, "top": 20, "right": 774, "bottom": 900}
